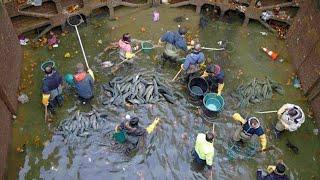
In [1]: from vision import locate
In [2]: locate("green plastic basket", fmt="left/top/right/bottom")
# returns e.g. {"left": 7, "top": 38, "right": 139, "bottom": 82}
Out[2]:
{"left": 113, "top": 131, "right": 126, "bottom": 144}
{"left": 141, "top": 41, "right": 154, "bottom": 54}
{"left": 40, "top": 60, "right": 55, "bottom": 71}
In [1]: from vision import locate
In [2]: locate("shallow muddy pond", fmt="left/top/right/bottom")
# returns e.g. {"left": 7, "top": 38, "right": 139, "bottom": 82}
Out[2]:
{"left": 7, "top": 6, "right": 320, "bottom": 180}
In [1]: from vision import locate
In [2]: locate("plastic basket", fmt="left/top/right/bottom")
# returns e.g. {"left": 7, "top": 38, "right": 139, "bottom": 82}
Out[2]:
{"left": 203, "top": 93, "right": 225, "bottom": 112}
{"left": 141, "top": 41, "right": 154, "bottom": 54}
{"left": 40, "top": 60, "right": 55, "bottom": 71}
{"left": 113, "top": 131, "right": 126, "bottom": 144}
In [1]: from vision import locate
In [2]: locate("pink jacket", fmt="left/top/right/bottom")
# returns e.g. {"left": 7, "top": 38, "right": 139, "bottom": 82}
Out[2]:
{"left": 118, "top": 39, "right": 132, "bottom": 53}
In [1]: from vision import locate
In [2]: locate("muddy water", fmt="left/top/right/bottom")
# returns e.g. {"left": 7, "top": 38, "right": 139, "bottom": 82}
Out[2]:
{"left": 7, "top": 6, "right": 320, "bottom": 180}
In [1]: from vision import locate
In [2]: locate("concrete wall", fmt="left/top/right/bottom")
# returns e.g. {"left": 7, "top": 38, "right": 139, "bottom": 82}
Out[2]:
{"left": 0, "top": 3, "right": 23, "bottom": 179}
{"left": 286, "top": 0, "right": 320, "bottom": 125}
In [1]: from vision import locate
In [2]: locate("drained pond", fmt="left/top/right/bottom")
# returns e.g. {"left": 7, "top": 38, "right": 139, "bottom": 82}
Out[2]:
{"left": 7, "top": 6, "right": 320, "bottom": 180}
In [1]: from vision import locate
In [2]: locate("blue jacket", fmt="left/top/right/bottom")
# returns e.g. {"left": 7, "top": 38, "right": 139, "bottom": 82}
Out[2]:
{"left": 242, "top": 118, "right": 264, "bottom": 137}
{"left": 74, "top": 73, "right": 94, "bottom": 99}
{"left": 42, "top": 70, "right": 62, "bottom": 93}
{"left": 161, "top": 31, "right": 187, "bottom": 51}
{"left": 183, "top": 52, "right": 205, "bottom": 70}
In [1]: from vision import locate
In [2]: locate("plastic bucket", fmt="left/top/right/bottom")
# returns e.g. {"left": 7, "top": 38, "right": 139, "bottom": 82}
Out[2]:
{"left": 188, "top": 77, "right": 209, "bottom": 101}
{"left": 141, "top": 41, "right": 153, "bottom": 54}
{"left": 64, "top": 73, "right": 74, "bottom": 86}
{"left": 113, "top": 131, "right": 126, "bottom": 144}
{"left": 40, "top": 60, "right": 55, "bottom": 71}
{"left": 203, "top": 93, "right": 225, "bottom": 112}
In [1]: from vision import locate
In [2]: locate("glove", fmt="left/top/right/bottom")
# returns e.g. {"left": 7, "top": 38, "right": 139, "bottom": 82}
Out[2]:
{"left": 217, "top": 83, "right": 224, "bottom": 96}
{"left": 133, "top": 45, "right": 139, "bottom": 51}
{"left": 232, "top": 113, "right": 242, "bottom": 121}
{"left": 181, "top": 64, "right": 185, "bottom": 70}
{"left": 201, "top": 71, "right": 209, "bottom": 78}
{"left": 267, "top": 165, "right": 276, "bottom": 173}
{"left": 158, "top": 38, "right": 163, "bottom": 45}
{"left": 42, "top": 94, "right": 50, "bottom": 106}
{"left": 146, "top": 117, "right": 160, "bottom": 134}
{"left": 187, "top": 45, "right": 193, "bottom": 50}
{"left": 125, "top": 52, "right": 135, "bottom": 59}
{"left": 87, "top": 69, "right": 95, "bottom": 80}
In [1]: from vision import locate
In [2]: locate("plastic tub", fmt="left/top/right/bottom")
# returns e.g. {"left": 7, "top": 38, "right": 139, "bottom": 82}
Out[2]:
{"left": 141, "top": 41, "right": 153, "bottom": 54}
{"left": 188, "top": 77, "right": 209, "bottom": 101}
{"left": 203, "top": 93, "right": 225, "bottom": 112}
{"left": 40, "top": 60, "right": 55, "bottom": 71}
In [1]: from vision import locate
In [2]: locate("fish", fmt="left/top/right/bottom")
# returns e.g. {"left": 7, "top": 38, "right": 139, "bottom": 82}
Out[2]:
{"left": 286, "top": 139, "right": 299, "bottom": 154}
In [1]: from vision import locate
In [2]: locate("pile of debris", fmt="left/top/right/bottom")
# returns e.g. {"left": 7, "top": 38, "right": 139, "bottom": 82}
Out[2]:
{"left": 232, "top": 77, "right": 284, "bottom": 108}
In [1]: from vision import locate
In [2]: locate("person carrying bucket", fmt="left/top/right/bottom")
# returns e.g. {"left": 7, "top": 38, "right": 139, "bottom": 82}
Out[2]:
{"left": 232, "top": 113, "right": 267, "bottom": 151}
{"left": 158, "top": 27, "right": 192, "bottom": 62}
{"left": 201, "top": 64, "right": 224, "bottom": 95}
{"left": 118, "top": 33, "right": 139, "bottom": 63}
{"left": 256, "top": 161, "right": 289, "bottom": 180}
{"left": 274, "top": 103, "right": 305, "bottom": 139}
{"left": 192, "top": 132, "right": 214, "bottom": 172}
{"left": 73, "top": 63, "right": 94, "bottom": 104}
{"left": 42, "top": 65, "right": 64, "bottom": 114}
{"left": 114, "top": 115, "right": 160, "bottom": 154}
{"left": 181, "top": 43, "right": 205, "bottom": 82}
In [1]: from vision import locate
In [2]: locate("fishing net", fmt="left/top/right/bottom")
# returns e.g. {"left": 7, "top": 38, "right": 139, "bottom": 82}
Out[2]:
{"left": 226, "top": 138, "right": 259, "bottom": 160}
{"left": 67, "top": 14, "right": 84, "bottom": 27}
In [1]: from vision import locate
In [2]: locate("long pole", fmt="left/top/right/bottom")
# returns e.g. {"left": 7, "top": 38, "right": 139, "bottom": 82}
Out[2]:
{"left": 172, "top": 68, "right": 183, "bottom": 82}
{"left": 74, "top": 25, "right": 90, "bottom": 69}
{"left": 255, "top": 110, "right": 277, "bottom": 114}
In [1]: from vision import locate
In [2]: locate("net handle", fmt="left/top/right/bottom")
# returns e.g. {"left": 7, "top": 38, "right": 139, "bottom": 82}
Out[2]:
{"left": 67, "top": 13, "right": 84, "bottom": 27}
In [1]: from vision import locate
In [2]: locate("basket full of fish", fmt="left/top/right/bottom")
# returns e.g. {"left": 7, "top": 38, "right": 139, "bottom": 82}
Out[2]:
{"left": 55, "top": 110, "right": 109, "bottom": 142}
{"left": 231, "top": 77, "right": 284, "bottom": 108}
{"left": 101, "top": 73, "right": 179, "bottom": 106}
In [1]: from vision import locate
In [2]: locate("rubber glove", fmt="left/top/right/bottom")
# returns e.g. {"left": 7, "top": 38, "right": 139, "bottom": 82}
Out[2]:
{"left": 267, "top": 165, "right": 276, "bottom": 173}
{"left": 133, "top": 45, "right": 139, "bottom": 51}
{"left": 125, "top": 52, "right": 135, "bottom": 59}
{"left": 259, "top": 134, "right": 267, "bottom": 151}
{"left": 232, "top": 113, "right": 246, "bottom": 124}
{"left": 146, "top": 117, "right": 160, "bottom": 134}
{"left": 180, "top": 64, "right": 185, "bottom": 70}
{"left": 201, "top": 71, "right": 209, "bottom": 78}
{"left": 42, "top": 94, "right": 50, "bottom": 106}
{"left": 158, "top": 38, "right": 163, "bottom": 45}
{"left": 217, "top": 83, "right": 224, "bottom": 96}
{"left": 187, "top": 45, "right": 193, "bottom": 50}
{"left": 88, "top": 69, "right": 95, "bottom": 80}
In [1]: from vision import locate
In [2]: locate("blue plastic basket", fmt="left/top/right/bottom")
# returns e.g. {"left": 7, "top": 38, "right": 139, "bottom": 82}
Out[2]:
{"left": 203, "top": 93, "right": 225, "bottom": 112}
{"left": 141, "top": 41, "right": 154, "bottom": 54}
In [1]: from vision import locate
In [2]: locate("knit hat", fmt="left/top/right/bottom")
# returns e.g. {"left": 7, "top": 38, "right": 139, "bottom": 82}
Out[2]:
{"left": 178, "top": 27, "right": 187, "bottom": 35}
{"left": 275, "top": 163, "right": 286, "bottom": 175}
{"left": 207, "top": 64, "right": 221, "bottom": 74}
{"left": 193, "top": 43, "right": 202, "bottom": 52}
{"left": 76, "top": 63, "right": 85, "bottom": 73}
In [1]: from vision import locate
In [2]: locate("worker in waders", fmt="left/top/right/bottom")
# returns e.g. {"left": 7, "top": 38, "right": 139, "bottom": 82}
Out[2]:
{"left": 158, "top": 27, "right": 192, "bottom": 63}
{"left": 257, "top": 161, "right": 289, "bottom": 180}
{"left": 201, "top": 64, "right": 224, "bottom": 95}
{"left": 118, "top": 33, "right": 139, "bottom": 63}
{"left": 73, "top": 63, "right": 94, "bottom": 104}
{"left": 181, "top": 43, "right": 205, "bottom": 83}
{"left": 42, "top": 65, "right": 64, "bottom": 114}
{"left": 232, "top": 113, "right": 267, "bottom": 151}
{"left": 274, "top": 103, "right": 305, "bottom": 138}
{"left": 114, "top": 115, "right": 160, "bottom": 154}
{"left": 192, "top": 132, "right": 214, "bottom": 171}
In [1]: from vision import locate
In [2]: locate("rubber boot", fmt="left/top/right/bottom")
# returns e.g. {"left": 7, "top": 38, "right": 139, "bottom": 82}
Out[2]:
{"left": 274, "top": 128, "right": 282, "bottom": 139}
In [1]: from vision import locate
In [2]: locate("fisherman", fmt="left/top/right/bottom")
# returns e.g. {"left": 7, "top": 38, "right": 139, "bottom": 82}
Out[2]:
{"left": 48, "top": 31, "right": 60, "bottom": 48}
{"left": 118, "top": 33, "right": 139, "bottom": 62}
{"left": 201, "top": 64, "right": 224, "bottom": 95}
{"left": 73, "top": 63, "right": 94, "bottom": 104}
{"left": 42, "top": 65, "right": 63, "bottom": 114}
{"left": 192, "top": 132, "right": 214, "bottom": 171}
{"left": 274, "top": 103, "right": 305, "bottom": 138}
{"left": 232, "top": 113, "right": 267, "bottom": 151}
{"left": 257, "top": 162, "right": 289, "bottom": 180}
{"left": 114, "top": 115, "right": 160, "bottom": 154}
{"left": 159, "top": 27, "right": 191, "bottom": 62}
{"left": 181, "top": 43, "right": 205, "bottom": 82}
